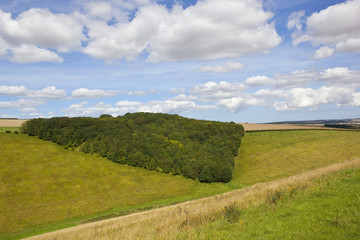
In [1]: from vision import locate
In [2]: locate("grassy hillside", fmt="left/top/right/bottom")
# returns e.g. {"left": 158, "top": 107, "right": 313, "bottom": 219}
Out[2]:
{"left": 25, "top": 159, "right": 360, "bottom": 240}
{"left": 179, "top": 166, "right": 360, "bottom": 240}
{"left": 0, "top": 134, "right": 197, "bottom": 238}
{"left": 232, "top": 130, "right": 360, "bottom": 186}
{"left": 2, "top": 130, "right": 360, "bottom": 239}
{"left": 0, "top": 127, "right": 19, "bottom": 133}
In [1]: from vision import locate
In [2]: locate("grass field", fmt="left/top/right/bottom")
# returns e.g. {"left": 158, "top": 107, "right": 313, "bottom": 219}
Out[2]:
{"left": 2, "top": 130, "right": 360, "bottom": 239}
{"left": 232, "top": 130, "right": 360, "bottom": 186}
{"left": 179, "top": 166, "right": 360, "bottom": 240}
{"left": 0, "top": 134, "right": 197, "bottom": 239}
{"left": 25, "top": 159, "right": 360, "bottom": 240}
{"left": 0, "top": 127, "right": 20, "bottom": 133}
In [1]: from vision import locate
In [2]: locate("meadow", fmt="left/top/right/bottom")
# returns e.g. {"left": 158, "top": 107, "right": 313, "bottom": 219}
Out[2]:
{"left": 1, "top": 129, "right": 360, "bottom": 239}
{"left": 0, "top": 127, "right": 20, "bottom": 133}
{"left": 24, "top": 159, "right": 360, "bottom": 240}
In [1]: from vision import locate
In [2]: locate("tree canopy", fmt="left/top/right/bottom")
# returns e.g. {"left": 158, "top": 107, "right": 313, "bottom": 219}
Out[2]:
{"left": 21, "top": 113, "right": 244, "bottom": 183}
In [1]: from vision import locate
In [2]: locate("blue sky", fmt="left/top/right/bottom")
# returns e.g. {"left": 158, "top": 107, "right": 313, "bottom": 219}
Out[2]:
{"left": 0, "top": 0, "right": 359, "bottom": 123}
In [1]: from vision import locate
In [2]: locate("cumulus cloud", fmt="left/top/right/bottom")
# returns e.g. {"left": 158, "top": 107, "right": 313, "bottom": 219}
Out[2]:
{"left": 0, "top": 8, "right": 84, "bottom": 51}
{"left": 115, "top": 100, "right": 142, "bottom": 107}
{"left": 196, "top": 62, "right": 245, "bottom": 73}
{"left": 289, "top": 0, "right": 360, "bottom": 55}
{"left": 0, "top": 99, "right": 45, "bottom": 109}
{"left": 313, "top": 46, "right": 335, "bottom": 59}
{"left": 217, "top": 95, "right": 263, "bottom": 113}
{"left": 128, "top": 90, "right": 146, "bottom": 96}
{"left": 0, "top": 85, "right": 66, "bottom": 100}
{"left": 64, "top": 97, "right": 214, "bottom": 117}
{"left": 0, "top": 85, "right": 28, "bottom": 96}
{"left": 147, "top": 0, "right": 281, "bottom": 62}
{"left": 244, "top": 75, "right": 274, "bottom": 87}
{"left": 319, "top": 67, "right": 360, "bottom": 85}
{"left": 190, "top": 81, "right": 247, "bottom": 101}
{"left": 72, "top": 88, "right": 122, "bottom": 99}
{"left": 273, "top": 70, "right": 317, "bottom": 88}
{"left": 0, "top": 8, "right": 85, "bottom": 63}
{"left": 0, "top": 0, "right": 281, "bottom": 63}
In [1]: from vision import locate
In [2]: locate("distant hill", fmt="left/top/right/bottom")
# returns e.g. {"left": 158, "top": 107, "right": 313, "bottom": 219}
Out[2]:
{"left": 267, "top": 117, "right": 360, "bottom": 125}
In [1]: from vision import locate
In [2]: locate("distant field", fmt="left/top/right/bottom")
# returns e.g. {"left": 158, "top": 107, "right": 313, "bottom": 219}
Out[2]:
{"left": 240, "top": 123, "right": 332, "bottom": 131}
{"left": 0, "top": 119, "right": 27, "bottom": 127}
{"left": 2, "top": 130, "right": 360, "bottom": 239}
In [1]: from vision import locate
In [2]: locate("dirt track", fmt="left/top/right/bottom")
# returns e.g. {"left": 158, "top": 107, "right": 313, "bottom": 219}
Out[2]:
{"left": 0, "top": 119, "right": 27, "bottom": 127}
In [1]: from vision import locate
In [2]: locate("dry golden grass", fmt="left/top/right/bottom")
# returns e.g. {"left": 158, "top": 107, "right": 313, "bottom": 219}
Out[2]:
{"left": 25, "top": 158, "right": 360, "bottom": 240}
{"left": 0, "top": 119, "right": 27, "bottom": 127}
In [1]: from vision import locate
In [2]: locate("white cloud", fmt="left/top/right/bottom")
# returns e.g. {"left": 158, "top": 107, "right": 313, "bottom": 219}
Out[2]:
{"left": 128, "top": 90, "right": 146, "bottom": 96}
{"left": 84, "top": 1, "right": 114, "bottom": 21}
{"left": 64, "top": 101, "right": 126, "bottom": 117}
{"left": 9, "top": 44, "right": 63, "bottom": 63}
{"left": 19, "top": 107, "right": 37, "bottom": 113}
{"left": 217, "top": 95, "right": 263, "bottom": 113}
{"left": 0, "top": 85, "right": 27, "bottom": 96}
{"left": 82, "top": 4, "right": 166, "bottom": 62}
{"left": 0, "top": 85, "right": 66, "bottom": 100}
{"left": 190, "top": 81, "right": 247, "bottom": 101}
{"left": 273, "top": 70, "right": 317, "bottom": 88}
{"left": 320, "top": 67, "right": 360, "bottom": 85}
{"left": 352, "top": 92, "right": 360, "bottom": 106}
{"left": 290, "top": 0, "right": 360, "bottom": 54}
{"left": 0, "top": 8, "right": 84, "bottom": 63}
{"left": 244, "top": 75, "right": 274, "bottom": 87}
{"left": 287, "top": 10, "right": 305, "bottom": 31}
{"left": 0, "top": 99, "right": 45, "bottom": 109}
{"left": 313, "top": 46, "right": 334, "bottom": 59}
{"left": 148, "top": 0, "right": 281, "bottom": 62}
{"left": 0, "top": 8, "right": 84, "bottom": 51}
{"left": 196, "top": 62, "right": 245, "bottom": 73}
{"left": 64, "top": 97, "right": 215, "bottom": 117}
{"left": 115, "top": 100, "right": 142, "bottom": 107}
{"left": 0, "top": 0, "right": 281, "bottom": 63}
{"left": 72, "top": 88, "right": 122, "bottom": 99}
{"left": 170, "top": 88, "right": 185, "bottom": 95}
{"left": 29, "top": 86, "right": 66, "bottom": 100}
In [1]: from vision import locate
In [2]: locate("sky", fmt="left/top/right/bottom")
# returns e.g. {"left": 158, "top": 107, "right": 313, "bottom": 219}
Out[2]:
{"left": 0, "top": 0, "right": 359, "bottom": 123}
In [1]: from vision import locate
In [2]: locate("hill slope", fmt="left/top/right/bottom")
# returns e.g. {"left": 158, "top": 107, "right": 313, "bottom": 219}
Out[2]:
{"left": 0, "top": 134, "right": 196, "bottom": 237}
{"left": 23, "top": 159, "right": 360, "bottom": 240}
{"left": 2, "top": 129, "right": 360, "bottom": 239}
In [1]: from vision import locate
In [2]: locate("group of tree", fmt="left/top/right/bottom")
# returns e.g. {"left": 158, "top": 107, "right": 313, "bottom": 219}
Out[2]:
{"left": 324, "top": 123, "right": 360, "bottom": 129}
{"left": 21, "top": 113, "right": 244, "bottom": 183}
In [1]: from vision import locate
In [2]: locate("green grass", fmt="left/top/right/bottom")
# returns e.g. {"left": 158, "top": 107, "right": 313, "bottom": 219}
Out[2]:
{"left": 232, "top": 130, "right": 360, "bottom": 186}
{"left": 1, "top": 130, "right": 360, "bottom": 239}
{"left": 182, "top": 167, "right": 360, "bottom": 239}
{"left": 0, "top": 134, "right": 198, "bottom": 238}
{"left": 0, "top": 127, "right": 19, "bottom": 133}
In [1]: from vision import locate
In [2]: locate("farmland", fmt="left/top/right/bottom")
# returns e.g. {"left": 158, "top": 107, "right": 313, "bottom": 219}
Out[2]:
{"left": 1, "top": 127, "right": 360, "bottom": 239}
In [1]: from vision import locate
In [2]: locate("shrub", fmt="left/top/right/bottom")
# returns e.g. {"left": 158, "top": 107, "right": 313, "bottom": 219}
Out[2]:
{"left": 223, "top": 202, "right": 241, "bottom": 223}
